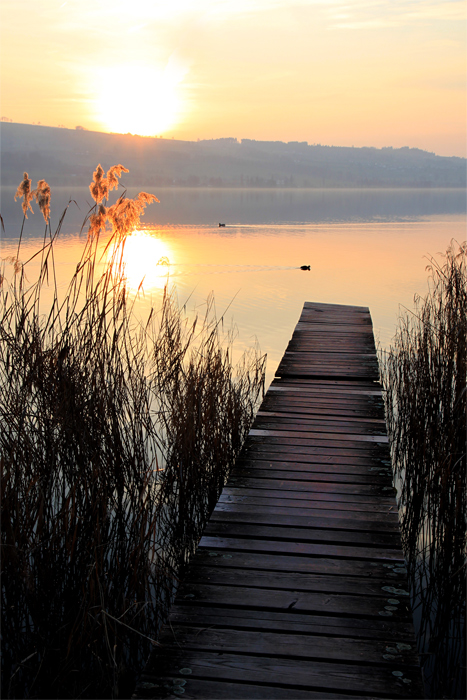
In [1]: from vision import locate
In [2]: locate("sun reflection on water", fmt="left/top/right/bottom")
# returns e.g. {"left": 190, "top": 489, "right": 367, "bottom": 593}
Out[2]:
{"left": 109, "top": 230, "right": 173, "bottom": 292}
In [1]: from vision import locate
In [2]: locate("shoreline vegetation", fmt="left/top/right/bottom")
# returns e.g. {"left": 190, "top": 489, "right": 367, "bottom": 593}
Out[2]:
{"left": 0, "top": 167, "right": 266, "bottom": 699}
{"left": 1, "top": 122, "right": 465, "bottom": 190}
{"left": 381, "top": 242, "right": 466, "bottom": 699}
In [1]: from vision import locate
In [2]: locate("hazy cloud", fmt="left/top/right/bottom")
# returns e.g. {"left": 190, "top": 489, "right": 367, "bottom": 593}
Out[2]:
{"left": 1, "top": 0, "right": 465, "bottom": 154}
{"left": 327, "top": 0, "right": 465, "bottom": 29}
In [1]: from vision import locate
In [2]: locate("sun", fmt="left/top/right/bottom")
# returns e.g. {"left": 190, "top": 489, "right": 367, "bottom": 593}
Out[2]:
{"left": 107, "top": 230, "right": 173, "bottom": 292}
{"left": 95, "top": 62, "right": 187, "bottom": 136}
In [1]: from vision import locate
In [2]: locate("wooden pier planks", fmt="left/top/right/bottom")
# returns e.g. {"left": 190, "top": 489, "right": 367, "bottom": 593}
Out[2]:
{"left": 275, "top": 302, "right": 380, "bottom": 380}
{"left": 137, "top": 302, "right": 424, "bottom": 700}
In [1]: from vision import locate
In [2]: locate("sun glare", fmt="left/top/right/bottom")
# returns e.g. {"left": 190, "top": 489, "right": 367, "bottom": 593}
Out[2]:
{"left": 95, "top": 61, "right": 187, "bottom": 136}
{"left": 109, "top": 230, "right": 173, "bottom": 292}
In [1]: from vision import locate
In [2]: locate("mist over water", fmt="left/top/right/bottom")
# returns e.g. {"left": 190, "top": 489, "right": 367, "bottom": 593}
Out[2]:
{"left": 1, "top": 186, "right": 465, "bottom": 236}
{"left": 1, "top": 186, "right": 465, "bottom": 387}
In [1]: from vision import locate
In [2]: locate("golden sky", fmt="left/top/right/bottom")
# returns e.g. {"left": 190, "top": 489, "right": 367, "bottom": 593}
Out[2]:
{"left": 1, "top": 0, "right": 465, "bottom": 156}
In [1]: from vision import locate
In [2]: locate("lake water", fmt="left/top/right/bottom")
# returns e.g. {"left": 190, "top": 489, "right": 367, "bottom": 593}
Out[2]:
{"left": 2, "top": 185, "right": 465, "bottom": 697}
{"left": 1, "top": 186, "right": 465, "bottom": 387}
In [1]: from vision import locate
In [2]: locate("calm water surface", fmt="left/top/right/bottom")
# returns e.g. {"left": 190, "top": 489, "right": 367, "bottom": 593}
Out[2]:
{"left": 1, "top": 187, "right": 465, "bottom": 387}
{"left": 2, "top": 186, "right": 465, "bottom": 696}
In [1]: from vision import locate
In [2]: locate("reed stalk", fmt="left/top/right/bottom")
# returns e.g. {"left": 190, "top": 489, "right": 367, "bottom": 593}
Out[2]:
{"left": 0, "top": 168, "right": 266, "bottom": 699}
{"left": 381, "top": 241, "right": 466, "bottom": 699}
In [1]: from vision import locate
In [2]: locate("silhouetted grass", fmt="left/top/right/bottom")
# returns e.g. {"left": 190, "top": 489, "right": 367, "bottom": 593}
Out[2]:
{"left": 381, "top": 242, "right": 466, "bottom": 698}
{"left": 1, "top": 169, "right": 266, "bottom": 699}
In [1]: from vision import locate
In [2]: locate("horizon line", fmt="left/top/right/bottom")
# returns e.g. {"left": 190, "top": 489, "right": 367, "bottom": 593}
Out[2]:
{"left": 2, "top": 119, "right": 463, "bottom": 160}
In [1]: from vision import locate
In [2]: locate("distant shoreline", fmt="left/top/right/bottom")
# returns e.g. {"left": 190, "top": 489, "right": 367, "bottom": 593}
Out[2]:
{"left": 1, "top": 122, "right": 465, "bottom": 190}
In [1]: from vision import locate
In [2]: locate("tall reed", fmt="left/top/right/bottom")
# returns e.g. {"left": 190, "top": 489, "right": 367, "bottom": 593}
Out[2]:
{"left": 0, "top": 168, "right": 266, "bottom": 699}
{"left": 381, "top": 241, "right": 466, "bottom": 698}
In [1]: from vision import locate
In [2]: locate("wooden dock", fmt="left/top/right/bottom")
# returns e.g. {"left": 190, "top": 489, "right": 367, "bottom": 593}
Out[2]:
{"left": 137, "top": 302, "right": 424, "bottom": 699}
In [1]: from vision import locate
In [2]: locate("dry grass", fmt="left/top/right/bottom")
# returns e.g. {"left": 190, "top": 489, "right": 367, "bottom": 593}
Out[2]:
{"left": 381, "top": 241, "right": 466, "bottom": 699}
{"left": 0, "top": 168, "right": 265, "bottom": 699}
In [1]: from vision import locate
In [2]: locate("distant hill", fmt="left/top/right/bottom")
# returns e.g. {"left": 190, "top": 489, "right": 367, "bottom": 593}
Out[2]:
{"left": 1, "top": 122, "right": 465, "bottom": 189}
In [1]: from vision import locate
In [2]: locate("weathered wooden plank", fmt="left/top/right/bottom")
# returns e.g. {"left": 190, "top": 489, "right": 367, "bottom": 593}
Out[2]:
{"left": 276, "top": 366, "right": 379, "bottom": 379}
{"left": 302, "top": 301, "right": 369, "bottom": 311}
{"left": 278, "top": 361, "right": 377, "bottom": 369}
{"left": 257, "top": 406, "right": 386, "bottom": 421}
{"left": 202, "top": 521, "right": 401, "bottom": 548}
{"left": 297, "top": 308, "right": 372, "bottom": 317}
{"left": 218, "top": 492, "right": 399, "bottom": 514}
{"left": 289, "top": 321, "right": 375, "bottom": 330}
{"left": 186, "top": 564, "right": 404, "bottom": 597}
{"left": 261, "top": 390, "right": 380, "bottom": 402}
{"left": 251, "top": 417, "right": 387, "bottom": 432}
{"left": 139, "top": 302, "right": 422, "bottom": 700}
{"left": 294, "top": 327, "right": 372, "bottom": 333}
{"left": 174, "top": 583, "right": 410, "bottom": 621}
{"left": 165, "top": 605, "right": 416, "bottom": 641}
{"left": 292, "top": 333, "right": 375, "bottom": 344}
{"left": 282, "top": 350, "right": 378, "bottom": 360}
{"left": 263, "top": 398, "right": 384, "bottom": 410}
{"left": 296, "top": 320, "right": 374, "bottom": 328}
{"left": 249, "top": 428, "right": 389, "bottom": 444}
{"left": 210, "top": 506, "right": 401, "bottom": 533}
{"left": 256, "top": 412, "right": 387, "bottom": 428}
{"left": 294, "top": 326, "right": 373, "bottom": 334}
{"left": 220, "top": 487, "right": 396, "bottom": 507}
{"left": 146, "top": 650, "right": 422, "bottom": 697}
{"left": 265, "top": 385, "right": 383, "bottom": 394}
{"left": 248, "top": 439, "right": 387, "bottom": 454}
{"left": 242, "top": 442, "right": 390, "bottom": 458}
{"left": 215, "top": 501, "right": 400, "bottom": 525}
{"left": 286, "top": 343, "right": 376, "bottom": 352}
{"left": 197, "top": 536, "right": 405, "bottom": 564}
{"left": 235, "top": 454, "right": 392, "bottom": 469}
{"left": 260, "top": 398, "right": 384, "bottom": 410}
{"left": 264, "top": 389, "right": 383, "bottom": 398}
{"left": 138, "top": 676, "right": 373, "bottom": 700}
{"left": 158, "top": 626, "right": 419, "bottom": 668}
{"left": 231, "top": 459, "right": 386, "bottom": 477}
{"left": 239, "top": 447, "right": 391, "bottom": 463}
{"left": 248, "top": 419, "right": 388, "bottom": 440}
{"left": 288, "top": 333, "right": 375, "bottom": 342}
{"left": 191, "top": 549, "right": 407, "bottom": 580}
{"left": 226, "top": 476, "right": 393, "bottom": 496}
{"left": 261, "top": 397, "right": 385, "bottom": 410}
{"left": 234, "top": 456, "right": 391, "bottom": 473}
{"left": 269, "top": 391, "right": 382, "bottom": 401}
{"left": 259, "top": 403, "right": 386, "bottom": 419}
{"left": 299, "top": 311, "right": 372, "bottom": 320}
{"left": 269, "top": 379, "right": 380, "bottom": 389}
{"left": 232, "top": 467, "right": 392, "bottom": 485}
{"left": 299, "top": 312, "right": 372, "bottom": 319}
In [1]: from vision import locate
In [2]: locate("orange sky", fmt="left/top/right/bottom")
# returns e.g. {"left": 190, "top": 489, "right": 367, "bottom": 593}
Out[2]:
{"left": 1, "top": 0, "right": 465, "bottom": 156}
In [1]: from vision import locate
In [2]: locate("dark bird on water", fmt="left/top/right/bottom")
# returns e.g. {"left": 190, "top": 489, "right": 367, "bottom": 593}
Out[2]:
{"left": 219, "top": 222, "right": 226, "bottom": 227}
{"left": 300, "top": 265, "right": 311, "bottom": 270}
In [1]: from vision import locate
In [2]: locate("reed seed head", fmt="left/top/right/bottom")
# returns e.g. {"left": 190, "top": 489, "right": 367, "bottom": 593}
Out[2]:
{"left": 88, "top": 203, "right": 107, "bottom": 238}
{"left": 106, "top": 191, "right": 159, "bottom": 237}
{"left": 89, "top": 164, "right": 109, "bottom": 203}
{"left": 107, "top": 164, "right": 129, "bottom": 192}
{"left": 137, "top": 191, "right": 160, "bottom": 205}
{"left": 32, "top": 179, "right": 51, "bottom": 222}
{"left": 14, "top": 172, "right": 34, "bottom": 217}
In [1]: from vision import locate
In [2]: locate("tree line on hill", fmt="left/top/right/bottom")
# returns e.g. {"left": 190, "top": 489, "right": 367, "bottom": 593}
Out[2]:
{"left": 1, "top": 122, "right": 465, "bottom": 189}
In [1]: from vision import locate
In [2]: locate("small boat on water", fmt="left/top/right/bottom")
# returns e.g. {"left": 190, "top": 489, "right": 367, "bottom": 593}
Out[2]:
{"left": 219, "top": 223, "right": 226, "bottom": 227}
{"left": 300, "top": 265, "right": 311, "bottom": 270}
